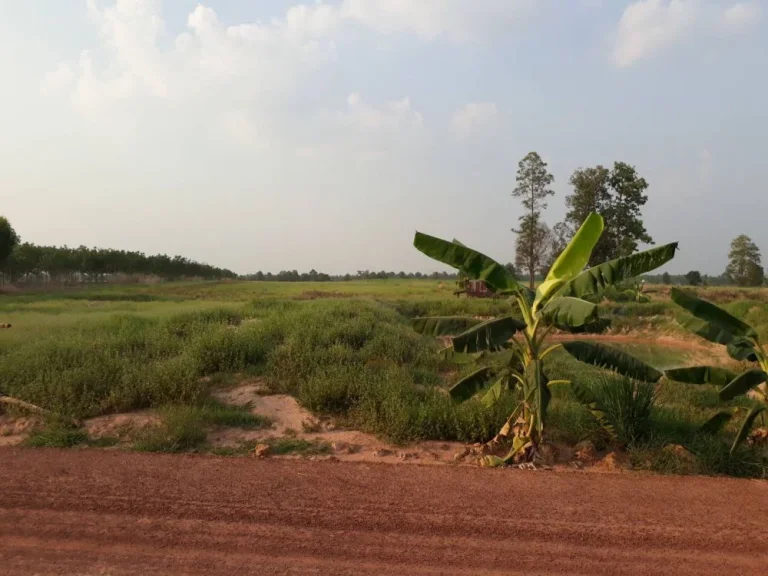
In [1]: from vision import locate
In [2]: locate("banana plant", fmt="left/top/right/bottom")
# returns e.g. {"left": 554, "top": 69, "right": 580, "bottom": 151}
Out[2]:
{"left": 665, "top": 288, "right": 767, "bottom": 453}
{"left": 412, "top": 213, "right": 677, "bottom": 465}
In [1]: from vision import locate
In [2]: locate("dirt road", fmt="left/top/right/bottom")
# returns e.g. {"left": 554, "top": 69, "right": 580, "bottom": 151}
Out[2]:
{"left": 1, "top": 449, "right": 766, "bottom": 575}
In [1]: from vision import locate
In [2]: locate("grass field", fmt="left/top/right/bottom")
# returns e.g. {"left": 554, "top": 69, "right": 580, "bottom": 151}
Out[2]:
{"left": 1, "top": 280, "right": 766, "bottom": 477}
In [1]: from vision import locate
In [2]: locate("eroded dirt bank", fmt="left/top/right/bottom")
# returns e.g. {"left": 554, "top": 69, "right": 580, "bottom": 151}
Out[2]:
{"left": 1, "top": 448, "right": 766, "bottom": 575}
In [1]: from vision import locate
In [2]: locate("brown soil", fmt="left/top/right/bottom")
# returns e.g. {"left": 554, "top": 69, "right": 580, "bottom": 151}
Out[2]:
{"left": 210, "top": 383, "right": 468, "bottom": 465}
{"left": 0, "top": 414, "right": 39, "bottom": 447}
{"left": 83, "top": 410, "right": 161, "bottom": 443}
{"left": 1, "top": 449, "right": 766, "bottom": 575}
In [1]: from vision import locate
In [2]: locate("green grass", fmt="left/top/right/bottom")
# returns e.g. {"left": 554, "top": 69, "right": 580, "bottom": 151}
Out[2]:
{"left": 2, "top": 279, "right": 767, "bottom": 477}
{"left": 132, "top": 403, "right": 272, "bottom": 453}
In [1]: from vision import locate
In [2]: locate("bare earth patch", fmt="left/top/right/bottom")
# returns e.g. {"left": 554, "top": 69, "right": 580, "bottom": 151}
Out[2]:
{"left": 0, "top": 414, "right": 40, "bottom": 447}
{"left": 83, "top": 411, "right": 161, "bottom": 444}
{"left": 210, "top": 381, "right": 468, "bottom": 465}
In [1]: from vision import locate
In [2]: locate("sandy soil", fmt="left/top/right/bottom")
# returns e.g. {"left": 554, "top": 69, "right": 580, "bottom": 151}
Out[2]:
{"left": 0, "top": 449, "right": 766, "bottom": 575}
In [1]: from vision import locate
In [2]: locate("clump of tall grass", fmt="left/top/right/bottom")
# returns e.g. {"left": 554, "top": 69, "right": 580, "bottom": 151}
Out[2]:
{"left": 589, "top": 373, "right": 657, "bottom": 447}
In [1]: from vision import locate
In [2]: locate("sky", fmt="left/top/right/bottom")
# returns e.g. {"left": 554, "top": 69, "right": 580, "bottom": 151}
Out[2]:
{"left": 0, "top": 0, "right": 766, "bottom": 275}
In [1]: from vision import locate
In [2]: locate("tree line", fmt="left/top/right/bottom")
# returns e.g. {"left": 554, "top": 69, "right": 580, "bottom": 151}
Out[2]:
{"left": 241, "top": 269, "right": 459, "bottom": 282}
{"left": 0, "top": 217, "right": 236, "bottom": 284}
{"left": 511, "top": 152, "right": 765, "bottom": 288}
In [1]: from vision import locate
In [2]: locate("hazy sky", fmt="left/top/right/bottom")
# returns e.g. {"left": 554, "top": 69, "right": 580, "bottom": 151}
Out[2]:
{"left": 1, "top": 1, "right": 766, "bottom": 275}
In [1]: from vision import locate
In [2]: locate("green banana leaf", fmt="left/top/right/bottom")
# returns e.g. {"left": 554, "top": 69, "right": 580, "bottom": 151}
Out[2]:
{"left": 732, "top": 406, "right": 766, "bottom": 454}
{"left": 413, "top": 232, "right": 521, "bottom": 292}
{"left": 571, "top": 382, "right": 616, "bottom": 440}
{"left": 670, "top": 288, "right": 757, "bottom": 340}
{"left": 664, "top": 366, "right": 738, "bottom": 387}
{"left": 726, "top": 339, "right": 759, "bottom": 362}
{"left": 719, "top": 369, "right": 768, "bottom": 401}
{"left": 561, "top": 341, "right": 663, "bottom": 382}
{"left": 451, "top": 316, "right": 526, "bottom": 353}
{"left": 698, "top": 410, "right": 736, "bottom": 435}
{"left": 480, "top": 374, "right": 507, "bottom": 408}
{"left": 448, "top": 367, "right": 495, "bottom": 402}
{"left": 535, "top": 213, "right": 603, "bottom": 309}
{"left": 540, "top": 297, "right": 599, "bottom": 328}
{"left": 555, "top": 243, "right": 678, "bottom": 301}
{"left": 438, "top": 348, "right": 483, "bottom": 364}
{"left": 410, "top": 316, "right": 483, "bottom": 336}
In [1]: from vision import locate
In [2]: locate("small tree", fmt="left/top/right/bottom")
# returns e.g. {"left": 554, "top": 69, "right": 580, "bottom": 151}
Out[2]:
{"left": 685, "top": 270, "right": 702, "bottom": 286}
{"left": 662, "top": 272, "right": 671, "bottom": 285}
{"left": 725, "top": 234, "right": 764, "bottom": 287}
{"left": 512, "top": 152, "right": 555, "bottom": 289}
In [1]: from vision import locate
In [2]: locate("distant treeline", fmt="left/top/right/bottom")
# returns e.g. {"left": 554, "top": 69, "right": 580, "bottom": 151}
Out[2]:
{"left": 241, "top": 269, "right": 458, "bottom": 282}
{"left": 641, "top": 273, "right": 732, "bottom": 286}
{"left": 2, "top": 243, "right": 236, "bottom": 284}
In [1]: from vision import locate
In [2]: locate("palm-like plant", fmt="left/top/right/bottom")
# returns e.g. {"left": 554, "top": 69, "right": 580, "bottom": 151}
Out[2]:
{"left": 666, "top": 288, "right": 767, "bottom": 453}
{"left": 412, "top": 213, "right": 677, "bottom": 465}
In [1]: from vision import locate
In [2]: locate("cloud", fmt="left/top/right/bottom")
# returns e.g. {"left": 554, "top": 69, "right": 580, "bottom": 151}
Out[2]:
{"left": 613, "top": 0, "right": 763, "bottom": 67}
{"left": 341, "top": 0, "right": 533, "bottom": 43}
{"left": 613, "top": 0, "right": 699, "bottom": 68}
{"left": 342, "top": 92, "right": 423, "bottom": 130}
{"left": 721, "top": 2, "right": 762, "bottom": 33}
{"left": 452, "top": 102, "right": 498, "bottom": 137}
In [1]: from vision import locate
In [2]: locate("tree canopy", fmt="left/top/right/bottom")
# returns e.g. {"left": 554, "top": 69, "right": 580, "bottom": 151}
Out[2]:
{"left": 725, "top": 234, "right": 764, "bottom": 287}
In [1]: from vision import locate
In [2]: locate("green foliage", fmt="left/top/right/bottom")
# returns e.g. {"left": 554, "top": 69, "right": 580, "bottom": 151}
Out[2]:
{"left": 561, "top": 341, "right": 663, "bottom": 382}
{"left": 0, "top": 215, "right": 20, "bottom": 264}
{"left": 512, "top": 152, "right": 555, "bottom": 288}
{"left": 410, "top": 316, "right": 483, "bottom": 336}
{"left": 563, "top": 162, "right": 653, "bottom": 266}
{"left": 685, "top": 270, "right": 703, "bottom": 286}
{"left": 268, "top": 437, "right": 332, "bottom": 456}
{"left": 411, "top": 212, "right": 676, "bottom": 461}
{"left": 24, "top": 420, "right": 89, "bottom": 448}
{"left": 725, "top": 234, "right": 764, "bottom": 287}
{"left": 585, "top": 374, "right": 657, "bottom": 446}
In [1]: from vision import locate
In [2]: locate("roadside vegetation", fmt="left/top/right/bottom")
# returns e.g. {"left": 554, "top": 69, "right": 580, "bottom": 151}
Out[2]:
{"left": 0, "top": 275, "right": 766, "bottom": 478}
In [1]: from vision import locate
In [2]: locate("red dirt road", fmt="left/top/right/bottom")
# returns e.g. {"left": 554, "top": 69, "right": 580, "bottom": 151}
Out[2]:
{"left": 1, "top": 449, "right": 766, "bottom": 575}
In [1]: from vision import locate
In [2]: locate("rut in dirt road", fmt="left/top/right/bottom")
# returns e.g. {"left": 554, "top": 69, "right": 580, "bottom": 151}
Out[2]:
{"left": 0, "top": 449, "right": 767, "bottom": 575}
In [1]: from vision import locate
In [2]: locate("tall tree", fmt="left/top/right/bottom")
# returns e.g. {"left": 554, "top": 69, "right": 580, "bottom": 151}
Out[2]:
{"left": 661, "top": 271, "right": 671, "bottom": 285}
{"left": 562, "top": 162, "right": 653, "bottom": 266}
{"left": 0, "top": 216, "right": 20, "bottom": 266}
{"left": 725, "top": 234, "right": 764, "bottom": 286}
{"left": 512, "top": 152, "right": 555, "bottom": 288}
{"left": 514, "top": 221, "right": 550, "bottom": 282}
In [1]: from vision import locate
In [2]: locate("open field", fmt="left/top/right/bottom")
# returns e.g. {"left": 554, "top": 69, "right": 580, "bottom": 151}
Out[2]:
{"left": 1, "top": 280, "right": 767, "bottom": 478}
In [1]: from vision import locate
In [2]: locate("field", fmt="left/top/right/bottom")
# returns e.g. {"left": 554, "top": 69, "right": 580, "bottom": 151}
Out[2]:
{"left": 1, "top": 280, "right": 767, "bottom": 477}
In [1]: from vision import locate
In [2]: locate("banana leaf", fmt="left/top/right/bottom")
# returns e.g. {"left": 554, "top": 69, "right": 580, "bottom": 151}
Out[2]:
{"left": 540, "top": 297, "right": 598, "bottom": 328}
{"left": 571, "top": 382, "right": 616, "bottom": 440}
{"left": 670, "top": 288, "right": 757, "bottom": 340}
{"left": 451, "top": 316, "right": 526, "bottom": 353}
{"left": 561, "top": 340, "right": 663, "bottom": 382}
{"left": 726, "top": 339, "right": 759, "bottom": 362}
{"left": 448, "top": 367, "right": 495, "bottom": 402}
{"left": 413, "top": 232, "right": 521, "bottom": 292}
{"left": 410, "top": 316, "right": 483, "bottom": 336}
{"left": 664, "top": 366, "right": 738, "bottom": 387}
{"left": 480, "top": 374, "right": 507, "bottom": 408}
{"left": 732, "top": 406, "right": 766, "bottom": 454}
{"left": 719, "top": 369, "right": 768, "bottom": 401}
{"left": 698, "top": 409, "right": 737, "bottom": 435}
{"left": 535, "top": 213, "right": 603, "bottom": 309}
{"left": 555, "top": 243, "right": 678, "bottom": 301}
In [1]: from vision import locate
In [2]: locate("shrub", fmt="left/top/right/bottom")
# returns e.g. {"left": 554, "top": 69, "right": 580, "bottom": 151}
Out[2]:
{"left": 589, "top": 373, "right": 657, "bottom": 446}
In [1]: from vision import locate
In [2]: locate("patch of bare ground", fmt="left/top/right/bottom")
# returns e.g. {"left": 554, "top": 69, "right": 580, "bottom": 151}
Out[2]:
{"left": 210, "top": 381, "right": 470, "bottom": 465}
{"left": 0, "top": 414, "right": 40, "bottom": 447}
{"left": 83, "top": 411, "right": 161, "bottom": 444}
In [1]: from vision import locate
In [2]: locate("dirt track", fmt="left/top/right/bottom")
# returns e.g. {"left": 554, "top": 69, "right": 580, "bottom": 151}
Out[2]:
{"left": 1, "top": 449, "right": 766, "bottom": 575}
